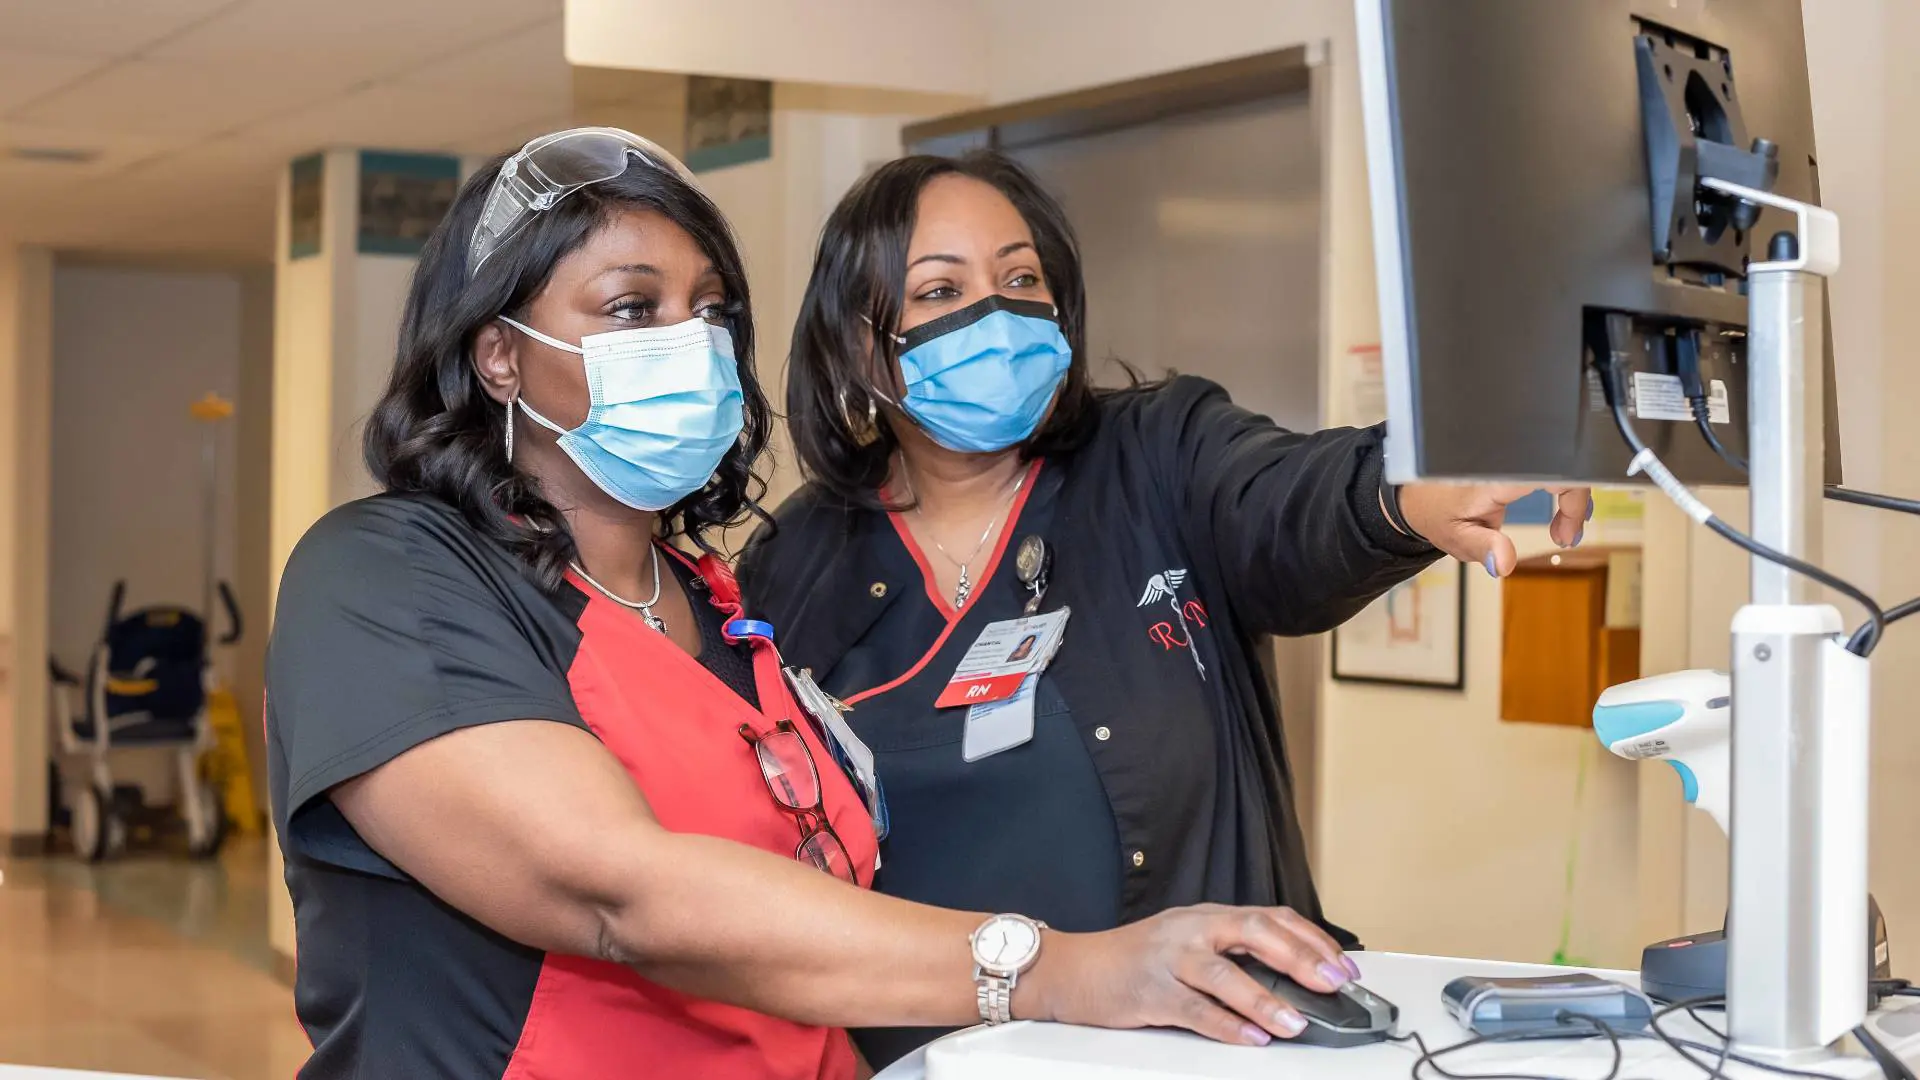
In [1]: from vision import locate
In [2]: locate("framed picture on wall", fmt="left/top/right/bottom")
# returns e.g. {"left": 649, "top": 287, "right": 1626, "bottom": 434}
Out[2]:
{"left": 1331, "top": 559, "right": 1467, "bottom": 689}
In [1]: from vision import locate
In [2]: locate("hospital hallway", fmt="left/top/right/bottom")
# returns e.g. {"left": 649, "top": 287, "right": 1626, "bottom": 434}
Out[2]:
{"left": 0, "top": 838, "right": 305, "bottom": 1078}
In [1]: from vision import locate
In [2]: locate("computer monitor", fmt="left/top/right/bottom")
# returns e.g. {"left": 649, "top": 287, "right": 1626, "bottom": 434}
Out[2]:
{"left": 1355, "top": 0, "right": 1841, "bottom": 486}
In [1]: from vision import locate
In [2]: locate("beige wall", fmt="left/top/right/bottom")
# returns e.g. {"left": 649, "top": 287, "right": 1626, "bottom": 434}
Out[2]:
{"left": 698, "top": 83, "right": 980, "bottom": 550}
{"left": 565, "top": 1, "right": 989, "bottom": 96}
{"left": 0, "top": 244, "right": 53, "bottom": 844}
{"left": 49, "top": 264, "right": 244, "bottom": 677}
{"left": 1804, "top": 0, "right": 1920, "bottom": 963}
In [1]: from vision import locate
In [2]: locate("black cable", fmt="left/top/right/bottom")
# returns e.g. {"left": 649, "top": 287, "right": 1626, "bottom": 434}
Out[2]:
{"left": 1675, "top": 322, "right": 1920, "bottom": 518}
{"left": 1886, "top": 599, "right": 1920, "bottom": 632}
{"left": 1829, "top": 486, "right": 1920, "bottom": 517}
{"left": 1649, "top": 996, "right": 1733, "bottom": 1080}
{"left": 1646, "top": 995, "right": 1909, "bottom": 1080}
{"left": 1598, "top": 358, "right": 1888, "bottom": 656}
{"left": 1397, "top": 1013, "right": 1627, "bottom": 1080}
{"left": 1684, "top": 1007, "right": 1727, "bottom": 1043}
{"left": 1693, "top": 406, "right": 1747, "bottom": 473}
{"left": 1856, "top": 1023, "right": 1919, "bottom": 1080}
{"left": 1695, "top": 406, "right": 1920, "bottom": 516}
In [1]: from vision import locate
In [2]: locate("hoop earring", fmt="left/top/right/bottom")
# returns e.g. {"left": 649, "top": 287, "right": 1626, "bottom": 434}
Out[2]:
{"left": 505, "top": 396, "right": 516, "bottom": 462}
{"left": 839, "top": 387, "right": 880, "bottom": 446}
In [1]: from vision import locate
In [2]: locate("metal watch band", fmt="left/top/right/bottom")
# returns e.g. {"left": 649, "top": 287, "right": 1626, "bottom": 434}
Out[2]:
{"left": 977, "top": 976, "right": 1015, "bottom": 1025}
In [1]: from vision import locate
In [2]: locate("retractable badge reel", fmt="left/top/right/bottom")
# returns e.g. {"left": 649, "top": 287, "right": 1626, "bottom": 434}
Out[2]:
{"left": 1016, "top": 535, "right": 1052, "bottom": 614}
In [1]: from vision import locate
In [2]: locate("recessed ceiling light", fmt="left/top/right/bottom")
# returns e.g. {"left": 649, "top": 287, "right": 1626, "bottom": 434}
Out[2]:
{"left": 5, "top": 146, "right": 101, "bottom": 164}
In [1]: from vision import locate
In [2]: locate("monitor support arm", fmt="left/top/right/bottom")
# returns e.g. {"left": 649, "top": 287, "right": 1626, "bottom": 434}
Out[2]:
{"left": 1698, "top": 178, "right": 1869, "bottom": 1062}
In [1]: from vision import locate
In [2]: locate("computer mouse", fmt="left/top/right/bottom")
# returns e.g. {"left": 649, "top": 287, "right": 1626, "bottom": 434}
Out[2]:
{"left": 1233, "top": 956, "right": 1399, "bottom": 1047}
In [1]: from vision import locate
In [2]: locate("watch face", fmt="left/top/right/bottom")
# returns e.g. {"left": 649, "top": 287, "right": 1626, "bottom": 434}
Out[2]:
{"left": 975, "top": 916, "right": 1041, "bottom": 970}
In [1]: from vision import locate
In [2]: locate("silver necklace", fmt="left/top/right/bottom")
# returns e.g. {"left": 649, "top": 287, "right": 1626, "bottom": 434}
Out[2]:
{"left": 571, "top": 545, "right": 667, "bottom": 633}
{"left": 901, "top": 463, "right": 1028, "bottom": 610}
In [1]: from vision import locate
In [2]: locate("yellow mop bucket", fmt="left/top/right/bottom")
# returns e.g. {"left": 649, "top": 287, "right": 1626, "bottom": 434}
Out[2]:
{"left": 200, "top": 688, "right": 259, "bottom": 834}
{"left": 190, "top": 391, "right": 261, "bottom": 835}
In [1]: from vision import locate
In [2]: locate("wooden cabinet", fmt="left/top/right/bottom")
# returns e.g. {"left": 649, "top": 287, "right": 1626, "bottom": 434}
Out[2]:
{"left": 1500, "top": 548, "right": 1641, "bottom": 728}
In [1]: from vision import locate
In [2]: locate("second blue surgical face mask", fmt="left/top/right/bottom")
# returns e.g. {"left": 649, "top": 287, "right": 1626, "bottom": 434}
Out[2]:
{"left": 500, "top": 315, "right": 745, "bottom": 511}
{"left": 891, "top": 295, "right": 1071, "bottom": 454}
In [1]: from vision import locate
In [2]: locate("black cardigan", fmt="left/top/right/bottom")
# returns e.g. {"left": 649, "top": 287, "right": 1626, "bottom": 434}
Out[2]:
{"left": 738, "top": 376, "right": 1437, "bottom": 940}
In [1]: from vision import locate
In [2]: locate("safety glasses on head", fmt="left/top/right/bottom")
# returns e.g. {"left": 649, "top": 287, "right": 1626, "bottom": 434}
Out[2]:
{"left": 468, "top": 126, "right": 699, "bottom": 278}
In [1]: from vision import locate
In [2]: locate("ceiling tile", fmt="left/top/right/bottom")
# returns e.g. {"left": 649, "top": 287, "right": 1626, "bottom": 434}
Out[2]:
{"left": 0, "top": 124, "right": 181, "bottom": 177}
{"left": 11, "top": 56, "right": 364, "bottom": 140}
{"left": 0, "top": 0, "right": 569, "bottom": 259}
{"left": 149, "top": 0, "right": 563, "bottom": 83}
{"left": 240, "top": 80, "right": 565, "bottom": 156}
{"left": 398, "top": 17, "right": 570, "bottom": 100}
{"left": 0, "top": 0, "right": 239, "bottom": 59}
{"left": 0, "top": 50, "right": 108, "bottom": 113}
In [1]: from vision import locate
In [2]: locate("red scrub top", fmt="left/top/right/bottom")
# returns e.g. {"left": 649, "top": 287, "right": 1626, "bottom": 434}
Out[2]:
{"left": 266, "top": 494, "right": 878, "bottom": 1079}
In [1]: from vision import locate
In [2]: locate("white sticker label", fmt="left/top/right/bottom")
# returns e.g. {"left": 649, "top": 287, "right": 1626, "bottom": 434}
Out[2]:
{"left": 1620, "top": 738, "right": 1672, "bottom": 761}
{"left": 1631, "top": 372, "right": 1731, "bottom": 424}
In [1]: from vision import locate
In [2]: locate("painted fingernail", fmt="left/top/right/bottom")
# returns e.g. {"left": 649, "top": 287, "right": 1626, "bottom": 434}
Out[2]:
{"left": 1342, "top": 955, "right": 1363, "bottom": 980}
{"left": 1572, "top": 527, "right": 1585, "bottom": 548}
{"left": 1274, "top": 1011, "right": 1308, "bottom": 1038}
{"left": 1243, "top": 1023, "right": 1274, "bottom": 1046}
{"left": 1483, "top": 554, "right": 1499, "bottom": 578}
{"left": 1586, "top": 495, "right": 1596, "bottom": 520}
{"left": 1318, "top": 962, "right": 1351, "bottom": 989}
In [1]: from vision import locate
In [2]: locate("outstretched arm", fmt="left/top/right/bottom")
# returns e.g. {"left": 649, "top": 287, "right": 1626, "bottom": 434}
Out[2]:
{"left": 331, "top": 716, "right": 1360, "bottom": 1043}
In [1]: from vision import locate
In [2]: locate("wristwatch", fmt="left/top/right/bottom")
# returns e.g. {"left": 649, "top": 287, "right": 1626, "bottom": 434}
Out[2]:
{"left": 970, "top": 913, "right": 1048, "bottom": 1025}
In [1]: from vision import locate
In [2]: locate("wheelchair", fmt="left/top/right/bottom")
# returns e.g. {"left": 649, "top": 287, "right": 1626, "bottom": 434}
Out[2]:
{"left": 49, "top": 580, "right": 242, "bottom": 861}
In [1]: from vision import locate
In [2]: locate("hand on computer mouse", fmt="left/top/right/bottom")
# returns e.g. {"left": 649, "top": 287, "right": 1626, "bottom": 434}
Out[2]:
{"left": 1015, "top": 904, "right": 1361, "bottom": 1047}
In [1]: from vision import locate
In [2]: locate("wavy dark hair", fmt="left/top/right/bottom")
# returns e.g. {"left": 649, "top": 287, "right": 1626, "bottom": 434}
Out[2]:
{"left": 363, "top": 152, "right": 772, "bottom": 590}
{"left": 787, "top": 151, "right": 1099, "bottom": 508}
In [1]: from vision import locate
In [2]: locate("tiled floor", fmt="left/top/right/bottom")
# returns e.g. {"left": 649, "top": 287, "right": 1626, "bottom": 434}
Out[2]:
{"left": 0, "top": 836, "right": 308, "bottom": 1079}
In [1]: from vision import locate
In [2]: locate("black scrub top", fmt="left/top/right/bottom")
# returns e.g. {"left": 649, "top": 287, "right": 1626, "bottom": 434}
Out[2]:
{"left": 738, "top": 376, "right": 1439, "bottom": 1067}
{"left": 813, "top": 465, "right": 1124, "bottom": 1065}
{"left": 264, "top": 497, "right": 769, "bottom": 1077}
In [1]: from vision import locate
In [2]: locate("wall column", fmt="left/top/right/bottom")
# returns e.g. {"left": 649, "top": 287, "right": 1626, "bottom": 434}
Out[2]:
{"left": 0, "top": 244, "right": 53, "bottom": 854}
{"left": 266, "top": 148, "right": 455, "bottom": 964}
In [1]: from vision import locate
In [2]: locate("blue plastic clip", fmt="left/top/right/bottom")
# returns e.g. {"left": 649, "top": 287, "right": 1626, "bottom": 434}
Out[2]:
{"left": 724, "top": 618, "right": 776, "bottom": 644}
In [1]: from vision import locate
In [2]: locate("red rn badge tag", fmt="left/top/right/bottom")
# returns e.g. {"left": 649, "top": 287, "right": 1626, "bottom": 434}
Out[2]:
{"left": 935, "top": 609, "right": 1071, "bottom": 710}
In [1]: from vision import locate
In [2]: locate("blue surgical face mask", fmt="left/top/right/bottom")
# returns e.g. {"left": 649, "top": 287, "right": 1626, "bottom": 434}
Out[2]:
{"left": 888, "top": 295, "right": 1071, "bottom": 453}
{"left": 500, "top": 315, "right": 744, "bottom": 511}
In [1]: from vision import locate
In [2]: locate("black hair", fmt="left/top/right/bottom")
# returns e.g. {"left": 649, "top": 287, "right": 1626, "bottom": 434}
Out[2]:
{"left": 363, "top": 151, "right": 772, "bottom": 591}
{"left": 786, "top": 151, "right": 1100, "bottom": 508}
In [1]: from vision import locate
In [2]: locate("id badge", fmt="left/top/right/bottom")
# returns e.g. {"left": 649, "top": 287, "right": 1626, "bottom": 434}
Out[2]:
{"left": 935, "top": 608, "right": 1072, "bottom": 709}
{"left": 784, "top": 668, "right": 889, "bottom": 846}
{"left": 959, "top": 609, "right": 1069, "bottom": 762}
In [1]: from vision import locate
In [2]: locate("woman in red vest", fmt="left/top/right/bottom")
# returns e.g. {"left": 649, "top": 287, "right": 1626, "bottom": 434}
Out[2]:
{"left": 265, "top": 128, "right": 1359, "bottom": 1080}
